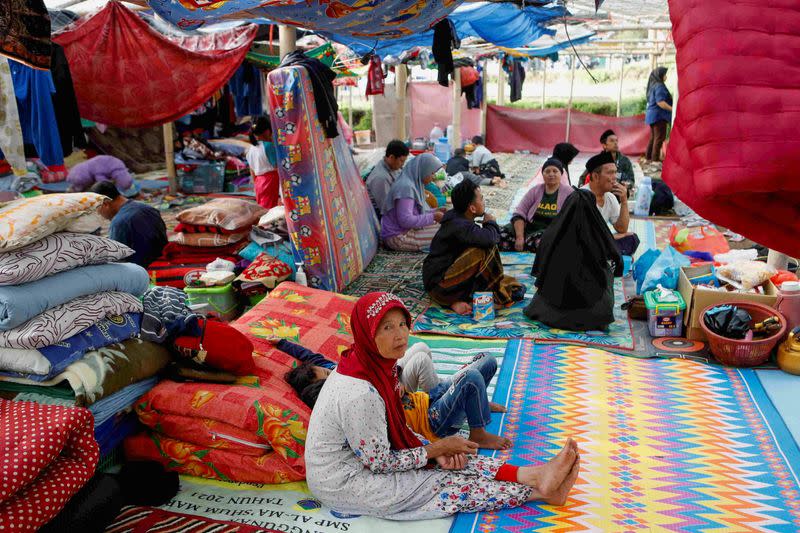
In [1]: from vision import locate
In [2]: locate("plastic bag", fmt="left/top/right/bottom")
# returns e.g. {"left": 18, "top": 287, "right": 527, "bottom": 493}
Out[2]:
{"left": 714, "top": 248, "right": 758, "bottom": 264}
{"left": 771, "top": 270, "right": 799, "bottom": 287}
{"left": 716, "top": 261, "right": 776, "bottom": 290}
{"left": 703, "top": 305, "right": 752, "bottom": 339}
{"left": 640, "top": 246, "right": 691, "bottom": 293}
{"left": 633, "top": 248, "right": 660, "bottom": 294}
{"left": 669, "top": 225, "right": 730, "bottom": 256}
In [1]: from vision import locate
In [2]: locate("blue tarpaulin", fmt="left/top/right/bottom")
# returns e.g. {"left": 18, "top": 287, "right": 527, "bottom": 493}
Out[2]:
{"left": 325, "top": 2, "right": 566, "bottom": 56}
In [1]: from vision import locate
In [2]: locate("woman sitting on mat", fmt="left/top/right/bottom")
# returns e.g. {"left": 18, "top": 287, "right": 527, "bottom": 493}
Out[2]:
{"left": 500, "top": 158, "right": 573, "bottom": 253}
{"left": 279, "top": 337, "right": 510, "bottom": 449}
{"left": 305, "top": 292, "right": 581, "bottom": 520}
{"left": 381, "top": 153, "right": 446, "bottom": 252}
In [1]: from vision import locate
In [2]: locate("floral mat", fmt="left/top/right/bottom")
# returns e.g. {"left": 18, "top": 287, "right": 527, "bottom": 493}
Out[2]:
{"left": 451, "top": 341, "right": 800, "bottom": 532}
{"left": 342, "top": 250, "right": 430, "bottom": 319}
{"left": 412, "top": 254, "right": 636, "bottom": 351}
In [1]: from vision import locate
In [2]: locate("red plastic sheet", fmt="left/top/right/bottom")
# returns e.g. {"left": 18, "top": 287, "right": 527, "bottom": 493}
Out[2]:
{"left": 52, "top": 2, "right": 256, "bottom": 128}
{"left": 485, "top": 106, "right": 650, "bottom": 155}
{"left": 409, "top": 82, "right": 482, "bottom": 142}
{"left": 663, "top": 0, "right": 800, "bottom": 257}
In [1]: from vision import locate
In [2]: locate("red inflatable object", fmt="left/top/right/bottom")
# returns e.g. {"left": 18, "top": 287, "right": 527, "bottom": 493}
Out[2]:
{"left": 664, "top": 0, "right": 800, "bottom": 257}
{"left": 52, "top": 2, "right": 256, "bottom": 128}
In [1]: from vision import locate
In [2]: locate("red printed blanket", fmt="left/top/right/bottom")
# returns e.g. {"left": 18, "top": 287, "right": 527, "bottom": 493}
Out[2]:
{"left": 0, "top": 400, "right": 99, "bottom": 530}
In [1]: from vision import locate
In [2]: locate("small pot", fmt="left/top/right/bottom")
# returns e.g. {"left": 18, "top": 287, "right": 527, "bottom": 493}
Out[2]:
{"left": 777, "top": 327, "right": 800, "bottom": 375}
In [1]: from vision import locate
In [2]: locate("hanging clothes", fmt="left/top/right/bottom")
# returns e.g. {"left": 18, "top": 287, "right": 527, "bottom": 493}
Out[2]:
{"left": 432, "top": 19, "right": 459, "bottom": 88}
{"left": 0, "top": 0, "right": 51, "bottom": 71}
{"left": 228, "top": 62, "right": 263, "bottom": 118}
{"left": 8, "top": 59, "right": 64, "bottom": 168}
{"left": 365, "top": 55, "right": 385, "bottom": 96}
{"left": 0, "top": 59, "right": 26, "bottom": 175}
{"left": 474, "top": 64, "right": 484, "bottom": 109}
{"left": 279, "top": 50, "right": 339, "bottom": 138}
{"left": 509, "top": 59, "right": 526, "bottom": 103}
{"left": 50, "top": 44, "right": 85, "bottom": 157}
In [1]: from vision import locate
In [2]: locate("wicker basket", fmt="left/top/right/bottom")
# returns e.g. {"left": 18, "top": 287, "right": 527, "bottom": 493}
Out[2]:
{"left": 700, "top": 302, "right": 786, "bottom": 367}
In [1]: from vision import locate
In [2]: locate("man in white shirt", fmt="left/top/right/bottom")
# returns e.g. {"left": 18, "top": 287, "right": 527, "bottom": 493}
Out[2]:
{"left": 581, "top": 152, "right": 640, "bottom": 256}
{"left": 365, "top": 140, "right": 409, "bottom": 215}
{"left": 469, "top": 135, "right": 506, "bottom": 187}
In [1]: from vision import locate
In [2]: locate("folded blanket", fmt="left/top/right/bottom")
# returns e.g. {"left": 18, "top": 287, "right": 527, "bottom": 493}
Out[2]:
{"left": 0, "top": 292, "right": 143, "bottom": 349}
{"left": 0, "top": 263, "right": 149, "bottom": 331}
{"left": 0, "top": 313, "right": 141, "bottom": 382}
{"left": 0, "top": 338, "right": 170, "bottom": 407}
{"left": 161, "top": 241, "right": 245, "bottom": 262}
{"left": 0, "top": 400, "right": 99, "bottom": 529}
{"left": 0, "top": 313, "right": 141, "bottom": 378}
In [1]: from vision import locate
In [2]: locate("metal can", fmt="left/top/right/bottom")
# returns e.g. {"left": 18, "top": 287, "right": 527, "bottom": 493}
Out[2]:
{"left": 472, "top": 292, "right": 495, "bottom": 321}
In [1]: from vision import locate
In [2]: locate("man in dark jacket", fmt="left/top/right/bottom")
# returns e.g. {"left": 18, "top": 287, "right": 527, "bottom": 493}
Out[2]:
{"left": 422, "top": 180, "right": 524, "bottom": 315}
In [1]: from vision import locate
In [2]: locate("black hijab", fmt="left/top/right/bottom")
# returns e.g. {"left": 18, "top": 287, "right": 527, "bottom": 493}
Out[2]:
{"left": 531, "top": 188, "right": 622, "bottom": 309}
{"left": 646, "top": 67, "right": 668, "bottom": 100}
{"left": 552, "top": 142, "right": 580, "bottom": 184}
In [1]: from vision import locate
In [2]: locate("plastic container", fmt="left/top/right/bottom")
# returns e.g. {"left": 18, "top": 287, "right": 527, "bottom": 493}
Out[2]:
{"left": 294, "top": 262, "right": 308, "bottom": 286}
{"left": 185, "top": 283, "right": 239, "bottom": 322}
{"left": 429, "top": 124, "right": 443, "bottom": 144}
{"left": 472, "top": 292, "right": 494, "bottom": 321}
{"left": 434, "top": 137, "right": 450, "bottom": 163}
{"left": 700, "top": 302, "right": 787, "bottom": 367}
{"left": 354, "top": 130, "right": 371, "bottom": 145}
{"left": 622, "top": 255, "right": 632, "bottom": 277}
{"left": 634, "top": 176, "right": 653, "bottom": 216}
{"left": 644, "top": 288, "right": 686, "bottom": 337}
{"left": 776, "top": 281, "right": 800, "bottom": 332}
{"left": 178, "top": 162, "right": 225, "bottom": 194}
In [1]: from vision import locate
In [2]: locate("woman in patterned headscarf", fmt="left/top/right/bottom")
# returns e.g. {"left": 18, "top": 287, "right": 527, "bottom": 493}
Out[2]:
{"left": 304, "top": 292, "right": 581, "bottom": 520}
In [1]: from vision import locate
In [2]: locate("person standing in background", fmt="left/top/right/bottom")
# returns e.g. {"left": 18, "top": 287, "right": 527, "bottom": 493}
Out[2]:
{"left": 644, "top": 67, "right": 673, "bottom": 165}
{"left": 247, "top": 117, "right": 280, "bottom": 209}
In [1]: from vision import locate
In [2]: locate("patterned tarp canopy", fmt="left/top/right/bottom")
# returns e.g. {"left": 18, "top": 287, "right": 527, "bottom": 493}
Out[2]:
{"left": 143, "top": 0, "right": 462, "bottom": 35}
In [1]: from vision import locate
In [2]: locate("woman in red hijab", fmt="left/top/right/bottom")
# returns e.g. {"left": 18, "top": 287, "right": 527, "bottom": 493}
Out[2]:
{"left": 305, "top": 292, "right": 581, "bottom": 519}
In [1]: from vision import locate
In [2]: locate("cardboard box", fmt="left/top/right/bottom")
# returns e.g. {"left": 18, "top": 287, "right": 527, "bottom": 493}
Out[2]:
{"left": 677, "top": 265, "right": 778, "bottom": 341}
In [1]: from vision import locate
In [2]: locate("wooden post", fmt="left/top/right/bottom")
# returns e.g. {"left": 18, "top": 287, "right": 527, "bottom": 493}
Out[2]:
{"left": 565, "top": 56, "right": 577, "bottom": 142}
{"left": 541, "top": 61, "right": 547, "bottom": 109}
{"left": 497, "top": 60, "right": 506, "bottom": 106}
{"left": 480, "top": 60, "right": 488, "bottom": 137}
{"left": 452, "top": 67, "right": 462, "bottom": 152}
{"left": 278, "top": 25, "right": 296, "bottom": 59}
{"left": 395, "top": 64, "right": 408, "bottom": 141}
{"left": 163, "top": 122, "right": 177, "bottom": 192}
{"left": 616, "top": 51, "right": 625, "bottom": 117}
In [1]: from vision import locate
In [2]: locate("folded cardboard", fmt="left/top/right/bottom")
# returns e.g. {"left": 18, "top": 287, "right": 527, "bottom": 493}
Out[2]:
{"left": 677, "top": 264, "right": 778, "bottom": 341}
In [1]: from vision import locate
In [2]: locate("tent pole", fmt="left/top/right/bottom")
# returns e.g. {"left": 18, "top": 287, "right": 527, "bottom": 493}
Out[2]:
{"left": 480, "top": 60, "right": 488, "bottom": 137}
{"left": 497, "top": 60, "right": 506, "bottom": 107}
{"left": 616, "top": 50, "right": 625, "bottom": 117}
{"left": 395, "top": 64, "right": 408, "bottom": 141}
{"left": 540, "top": 61, "right": 546, "bottom": 109}
{"left": 163, "top": 122, "right": 177, "bottom": 192}
{"left": 278, "top": 25, "right": 297, "bottom": 59}
{"left": 565, "top": 56, "right": 576, "bottom": 142}
{"left": 452, "top": 67, "right": 462, "bottom": 152}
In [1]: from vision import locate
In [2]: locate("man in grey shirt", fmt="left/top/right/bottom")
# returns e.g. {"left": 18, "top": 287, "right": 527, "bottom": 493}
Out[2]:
{"left": 366, "top": 140, "right": 409, "bottom": 215}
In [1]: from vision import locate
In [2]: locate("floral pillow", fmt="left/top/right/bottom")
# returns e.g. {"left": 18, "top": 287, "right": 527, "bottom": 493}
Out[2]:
{"left": 0, "top": 193, "right": 105, "bottom": 251}
{"left": 169, "top": 231, "right": 248, "bottom": 248}
{"left": 236, "top": 253, "right": 292, "bottom": 289}
{"left": 177, "top": 198, "right": 266, "bottom": 232}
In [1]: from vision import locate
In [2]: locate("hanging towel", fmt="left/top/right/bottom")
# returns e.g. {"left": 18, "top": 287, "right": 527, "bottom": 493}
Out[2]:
{"left": 50, "top": 44, "right": 85, "bottom": 157}
{"left": 365, "top": 55, "right": 385, "bottom": 96}
{"left": 279, "top": 50, "right": 339, "bottom": 138}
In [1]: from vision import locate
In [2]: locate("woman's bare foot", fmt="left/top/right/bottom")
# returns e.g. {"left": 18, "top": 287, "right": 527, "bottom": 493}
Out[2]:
{"left": 545, "top": 456, "right": 580, "bottom": 506}
{"left": 469, "top": 428, "right": 512, "bottom": 450}
{"left": 517, "top": 439, "right": 577, "bottom": 496}
{"left": 489, "top": 401, "right": 507, "bottom": 413}
{"left": 451, "top": 301, "right": 472, "bottom": 315}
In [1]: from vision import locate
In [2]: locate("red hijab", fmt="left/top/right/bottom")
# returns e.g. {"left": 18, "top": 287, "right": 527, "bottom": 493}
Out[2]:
{"left": 337, "top": 292, "right": 423, "bottom": 450}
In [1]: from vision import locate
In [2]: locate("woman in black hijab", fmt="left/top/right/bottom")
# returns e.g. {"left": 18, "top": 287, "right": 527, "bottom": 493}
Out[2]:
{"left": 523, "top": 188, "right": 622, "bottom": 331}
{"left": 551, "top": 143, "right": 580, "bottom": 185}
{"left": 644, "top": 67, "right": 672, "bottom": 163}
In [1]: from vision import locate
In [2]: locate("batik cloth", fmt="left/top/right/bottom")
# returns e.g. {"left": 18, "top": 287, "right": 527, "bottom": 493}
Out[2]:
{"left": 428, "top": 247, "right": 521, "bottom": 307}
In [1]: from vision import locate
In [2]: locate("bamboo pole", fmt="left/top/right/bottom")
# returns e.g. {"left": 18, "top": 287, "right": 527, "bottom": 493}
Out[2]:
{"left": 480, "top": 60, "right": 488, "bottom": 137}
{"left": 278, "top": 25, "right": 297, "bottom": 59}
{"left": 452, "top": 67, "right": 462, "bottom": 152}
{"left": 395, "top": 64, "right": 408, "bottom": 141}
{"left": 616, "top": 51, "right": 625, "bottom": 117}
{"left": 540, "top": 62, "right": 546, "bottom": 109}
{"left": 162, "top": 122, "right": 177, "bottom": 192}
{"left": 565, "top": 57, "right": 577, "bottom": 142}
{"left": 497, "top": 60, "right": 506, "bottom": 106}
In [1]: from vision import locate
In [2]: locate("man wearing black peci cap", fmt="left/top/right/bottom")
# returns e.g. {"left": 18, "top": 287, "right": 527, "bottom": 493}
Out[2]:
{"left": 581, "top": 152, "right": 640, "bottom": 256}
